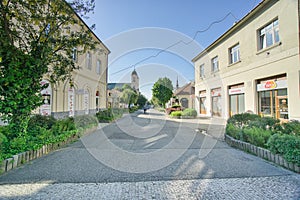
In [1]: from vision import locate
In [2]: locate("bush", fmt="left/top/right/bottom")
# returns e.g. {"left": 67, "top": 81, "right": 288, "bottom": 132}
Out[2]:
{"left": 74, "top": 115, "right": 98, "bottom": 129}
{"left": 243, "top": 127, "right": 272, "bottom": 148}
{"left": 170, "top": 111, "right": 182, "bottom": 117}
{"left": 281, "top": 120, "right": 300, "bottom": 136}
{"left": 248, "top": 117, "right": 280, "bottom": 131}
{"left": 267, "top": 134, "right": 300, "bottom": 166}
{"left": 225, "top": 123, "right": 241, "bottom": 140}
{"left": 227, "top": 113, "right": 261, "bottom": 128}
{"left": 96, "top": 108, "right": 124, "bottom": 122}
{"left": 28, "top": 115, "right": 57, "bottom": 130}
{"left": 182, "top": 108, "right": 197, "bottom": 117}
{"left": 51, "top": 117, "right": 76, "bottom": 135}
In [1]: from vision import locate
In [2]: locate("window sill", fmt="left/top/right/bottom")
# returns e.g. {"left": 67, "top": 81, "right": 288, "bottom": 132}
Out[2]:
{"left": 228, "top": 60, "right": 241, "bottom": 67}
{"left": 256, "top": 41, "right": 282, "bottom": 55}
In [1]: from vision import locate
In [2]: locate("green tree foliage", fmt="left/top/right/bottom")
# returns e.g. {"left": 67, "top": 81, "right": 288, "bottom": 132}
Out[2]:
{"left": 0, "top": 0, "right": 96, "bottom": 133}
{"left": 120, "top": 86, "right": 138, "bottom": 108}
{"left": 152, "top": 77, "right": 173, "bottom": 108}
{"left": 136, "top": 94, "right": 148, "bottom": 108}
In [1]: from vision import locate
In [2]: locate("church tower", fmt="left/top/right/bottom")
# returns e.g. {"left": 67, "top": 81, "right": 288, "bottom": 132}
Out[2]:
{"left": 131, "top": 69, "right": 139, "bottom": 92}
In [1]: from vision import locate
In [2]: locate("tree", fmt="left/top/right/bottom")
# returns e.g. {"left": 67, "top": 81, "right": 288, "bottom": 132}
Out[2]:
{"left": 152, "top": 77, "right": 173, "bottom": 108}
{"left": 120, "top": 88, "right": 138, "bottom": 109}
{"left": 0, "top": 0, "right": 96, "bottom": 134}
{"left": 136, "top": 94, "right": 148, "bottom": 108}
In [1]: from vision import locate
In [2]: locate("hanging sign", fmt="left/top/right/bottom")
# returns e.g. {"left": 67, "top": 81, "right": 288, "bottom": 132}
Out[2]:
{"left": 68, "top": 88, "right": 75, "bottom": 117}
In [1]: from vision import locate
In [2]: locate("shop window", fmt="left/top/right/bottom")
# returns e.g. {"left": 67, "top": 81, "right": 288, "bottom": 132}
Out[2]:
{"left": 258, "top": 89, "right": 288, "bottom": 119}
{"left": 229, "top": 94, "right": 245, "bottom": 116}
{"left": 211, "top": 88, "right": 221, "bottom": 117}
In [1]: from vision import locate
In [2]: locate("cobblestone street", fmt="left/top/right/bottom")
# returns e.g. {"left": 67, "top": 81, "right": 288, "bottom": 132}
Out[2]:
{"left": 1, "top": 176, "right": 299, "bottom": 200}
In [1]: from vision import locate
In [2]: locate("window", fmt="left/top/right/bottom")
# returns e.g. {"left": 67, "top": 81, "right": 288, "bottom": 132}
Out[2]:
{"left": 200, "top": 64, "right": 204, "bottom": 78}
{"left": 72, "top": 48, "right": 77, "bottom": 62}
{"left": 96, "top": 60, "right": 101, "bottom": 74}
{"left": 229, "top": 44, "right": 240, "bottom": 64}
{"left": 86, "top": 52, "right": 92, "bottom": 70}
{"left": 259, "top": 19, "right": 279, "bottom": 50}
{"left": 211, "top": 56, "right": 219, "bottom": 72}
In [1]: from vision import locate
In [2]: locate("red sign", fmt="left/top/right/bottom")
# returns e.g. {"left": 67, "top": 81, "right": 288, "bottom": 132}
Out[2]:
{"left": 264, "top": 80, "right": 277, "bottom": 89}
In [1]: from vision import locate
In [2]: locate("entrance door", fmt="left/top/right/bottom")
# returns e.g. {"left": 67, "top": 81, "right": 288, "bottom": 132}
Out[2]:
{"left": 276, "top": 96, "right": 288, "bottom": 120}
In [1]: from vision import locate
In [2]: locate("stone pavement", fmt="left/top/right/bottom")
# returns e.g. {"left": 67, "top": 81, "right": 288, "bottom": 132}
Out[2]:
{"left": 0, "top": 175, "right": 299, "bottom": 199}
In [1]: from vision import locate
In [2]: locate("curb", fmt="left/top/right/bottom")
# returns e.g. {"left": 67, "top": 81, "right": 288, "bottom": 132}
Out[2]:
{"left": 225, "top": 134, "right": 300, "bottom": 173}
{"left": 0, "top": 126, "right": 97, "bottom": 175}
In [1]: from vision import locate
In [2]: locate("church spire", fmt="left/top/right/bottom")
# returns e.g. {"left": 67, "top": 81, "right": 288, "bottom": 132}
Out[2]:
{"left": 176, "top": 76, "right": 179, "bottom": 90}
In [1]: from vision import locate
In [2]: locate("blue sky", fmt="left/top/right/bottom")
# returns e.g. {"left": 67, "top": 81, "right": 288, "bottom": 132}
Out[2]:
{"left": 84, "top": 0, "right": 262, "bottom": 99}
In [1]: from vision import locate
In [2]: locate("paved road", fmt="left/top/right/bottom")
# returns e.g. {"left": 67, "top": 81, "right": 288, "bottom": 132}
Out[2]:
{"left": 0, "top": 109, "right": 299, "bottom": 199}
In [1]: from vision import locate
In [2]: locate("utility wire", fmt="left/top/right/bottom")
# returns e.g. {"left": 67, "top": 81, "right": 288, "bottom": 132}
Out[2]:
{"left": 110, "top": 12, "right": 239, "bottom": 76}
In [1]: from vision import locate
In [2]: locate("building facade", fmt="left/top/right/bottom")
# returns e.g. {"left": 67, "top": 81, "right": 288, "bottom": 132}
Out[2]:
{"left": 107, "top": 69, "right": 140, "bottom": 108}
{"left": 169, "top": 81, "right": 195, "bottom": 109}
{"left": 193, "top": 0, "right": 300, "bottom": 121}
{"left": 40, "top": 9, "right": 110, "bottom": 118}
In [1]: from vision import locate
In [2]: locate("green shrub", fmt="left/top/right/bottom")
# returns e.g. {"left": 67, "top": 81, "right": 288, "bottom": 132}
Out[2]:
{"left": 267, "top": 134, "right": 300, "bottom": 166}
{"left": 182, "top": 108, "right": 197, "bottom": 117}
{"left": 74, "top": 115, "right": 98, "bottom": 129}
{"left": 170, "top": 111, "right": 182, "bottom": 117}
{"left": 225, "top": 123, "right": 241, "bottom": 140}
{"left": 51, "top": 117, "right": 76, "bottom": 135}
{"left": 96, "top": 108, "right": 124, "bottom": 122}
{"left": 281, "top": 120, "right": 300, "bottom": 136}
{"left": 0, "top": 130, "right": 8, "bottom": 161}
{"left": 227, "top": 113, "right": 261, "bottom": 128}
{"left": 248, "top": 117, "right": 280, "bottom": 131}
{"left": 28, "top": 115, "right": 57, "bottom": 130}
{"left": 243, "top": 127, "right": 272, "bottom": 148}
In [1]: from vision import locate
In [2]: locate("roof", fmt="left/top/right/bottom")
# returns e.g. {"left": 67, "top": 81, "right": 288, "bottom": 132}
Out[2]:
{"left": 132, "top": 69, "right": 138, "bottom": 77}
{"left": 107, "top": 83, "right": 129, "bottom": 90}
{"left": 64, "top": 0, "right": 110, "bottom": 54}
{"left": 174, "top": 82, "right": 195, "bottom": 96}
{"left": 192, "top": 0, "right": 272, "bottom": 62}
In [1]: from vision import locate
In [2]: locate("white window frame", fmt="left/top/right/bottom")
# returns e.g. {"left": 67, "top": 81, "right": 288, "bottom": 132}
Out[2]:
{"left": 200, "top": 64, "right": 205, "bottom": 78}
{"left": 259, "top": 19, "right": 279, "bottom": 50}
{"left": 211, "top": 56, "right": 219, "bottom": 73}
{"left": 96, "top": 60, "right": 101, "bottom": 75}
{"left": 229, "top": 43, "right": 240, "bottom": 64}
{"left": 86, "top": 52, "right": 92, "bottom": 70}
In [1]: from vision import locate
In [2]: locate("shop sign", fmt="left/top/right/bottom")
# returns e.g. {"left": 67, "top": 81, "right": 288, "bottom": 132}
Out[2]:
{"left": 68, "top": 88, "right": 75, "bottom": 117}
{"left": 257, "top": 80, "right": 287, "bottom": 91}
{"left": 229, "top": 87, "right": 245, "bottom": 95}
{"left": 40, "top": 80, "right": 51, "bottom": 116}
{"left": 84, "top": 91, "right": 89, "bottom": 115}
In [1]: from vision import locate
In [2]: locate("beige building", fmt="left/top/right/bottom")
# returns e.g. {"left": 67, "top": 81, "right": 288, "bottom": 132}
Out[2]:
{"left": 40, "top": 11, "right": 110, "bottom": 118}
{"left": 171, "top": 81, "right": 195, "bottom": 109}
{"left": 193, "top": 0, "right": 300, "bottom": 121}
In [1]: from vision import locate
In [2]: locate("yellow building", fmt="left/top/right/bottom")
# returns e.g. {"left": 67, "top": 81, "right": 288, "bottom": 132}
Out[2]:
{"left": 193, "top": 0, "right": 300, "bottom": 121}
{"left": 40, "top": 9, "right": 110, "bottom": 118}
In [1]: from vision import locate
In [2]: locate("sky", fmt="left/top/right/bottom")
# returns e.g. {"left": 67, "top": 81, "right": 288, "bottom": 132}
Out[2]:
{"left": 84, "top": 0, "right": 263, "bottom": 100}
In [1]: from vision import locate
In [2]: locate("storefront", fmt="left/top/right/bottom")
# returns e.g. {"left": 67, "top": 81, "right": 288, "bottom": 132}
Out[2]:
{"left": 211, "top": 88, "right": 222, "bottom": 117}
{"left": 257, "top": 75, "right": 288, "bottom": 120}
{"left": 229, "top": 84, "right": 245, "bottom": 117}
{"left": 198, "top": 90, "right": 207, "bottom": 114}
